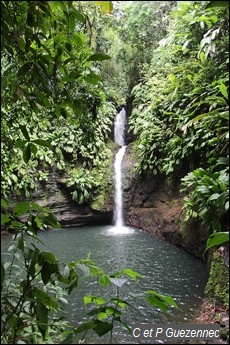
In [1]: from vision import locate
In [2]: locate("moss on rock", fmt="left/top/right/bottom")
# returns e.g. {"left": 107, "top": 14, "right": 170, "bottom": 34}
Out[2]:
{"left": 205, "top": 252, "right": 229, "bottom": 308}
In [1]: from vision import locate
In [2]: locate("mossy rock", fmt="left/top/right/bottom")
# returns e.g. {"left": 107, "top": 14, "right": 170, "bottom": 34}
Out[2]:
{"left": 205, "top": 252, "right": 229, "bottom": 308}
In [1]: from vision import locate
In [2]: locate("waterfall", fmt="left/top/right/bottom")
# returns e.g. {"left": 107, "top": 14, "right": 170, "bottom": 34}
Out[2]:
{"left": 114, "top": 107, "right": 126, "bottom": 146}
{"left": 114, "top": 108, "right": 126, "bottom": 228}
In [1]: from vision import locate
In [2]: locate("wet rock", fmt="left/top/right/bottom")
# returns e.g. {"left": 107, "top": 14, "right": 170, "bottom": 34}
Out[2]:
{"left": 12, "top": 169, "right": 114, "bottom": 228}
{"left": 122, "top": 143, "right": 209, "bottom": 258}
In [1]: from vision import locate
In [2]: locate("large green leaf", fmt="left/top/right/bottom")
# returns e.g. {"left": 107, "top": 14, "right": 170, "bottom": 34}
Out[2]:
{"left": 33, "top": 287, "right": 60, "bottom": 310}
{"left": 35, "top": 303, "right": 48, "bottom": 338}
{"left": 15, "top": 139, "right": 27, "bottom": 148}
{"left": 87, "top": 53, "right": 111, "bottom": 62}
{"left": 205, "top": 232, "right": 229, "bottom": 252}
{"left": 30, "top": 143, "right": 37, "bottom": 155}
{"left": 93, "top": 320, "right": 113, "bottom": 337}
{"left": 84, "top": 295, "right": 106, "bottom": 305}
{"left": 1, "top": 199, "right": 9, "bottom": 209}
{"left": 122, "top": 268, "right": 143, "bottom": 281}
{"left": 33, "top": 139, "right": 52, "bottom": 147}
{"left": 219, "top": 84, "right": 228, "bottom": 100}
{"left": 41, "top": 263, "right": 54, "bottom": 285}
{"left": 1, "top": 213, "right": 10, "bottom": 225}
{"left": 72, "top": 32, "right": 84, "bottom": 46}
{"left": 99, "top": 274, "right": 111, "bottom": 286}
{"left": 145, "top": 291, "right": 178, "bottom": 311}
{"left": 43, "top": 213, "right": 61, "bottom": 228}
{"left": 74, "top": 320, "right": 96, "bottom": 334}
{"left": 13, "top": 201, "right": 30, "bottom": 216}
{"left": 38, "top": 251, "right": 58, "bottom": 265}
{"left": 18, "top": 62, "right": 33, "bottom": 77}
{"left": 20, "top": 125, "right": 30, "bottom": 141}
{"left": 49, "top": 1, "right": 66, "bottom": 12}
{"left": 206, "top": 1, "right": 229, "bottom": 8}
{"left": 23, "top": 144, "right": 31, "bottom": 163}
{"left": 72, "top": 10, "right": 85, "bottom": 23}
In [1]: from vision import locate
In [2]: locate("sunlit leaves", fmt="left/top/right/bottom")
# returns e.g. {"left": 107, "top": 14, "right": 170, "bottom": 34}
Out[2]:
{"left": 99, "top": 274, "right": 111, "bottom": 286}
{"left": 84, "top": 295, "right": 106, "bottom": 305}
{"left": 219, "top": 84, "right": 228, "bottom": 100}
{"left": 122, "top": 268, "right": 143, "bottom": 281}
{"left": 95, "top": 1, "right": 113, "bottom": 14}
{"left": 49, "top": 1, "right": 66, "bottom": 12}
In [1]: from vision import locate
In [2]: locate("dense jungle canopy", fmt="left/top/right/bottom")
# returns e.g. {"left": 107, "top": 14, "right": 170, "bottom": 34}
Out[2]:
{"left": 1, "top": 1, "right": 229, "bottom": 344}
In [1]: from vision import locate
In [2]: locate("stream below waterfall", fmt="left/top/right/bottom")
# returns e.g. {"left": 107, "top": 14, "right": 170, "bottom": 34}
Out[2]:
{"left": 1, "top": 225, "right": 208, "bottom": 344}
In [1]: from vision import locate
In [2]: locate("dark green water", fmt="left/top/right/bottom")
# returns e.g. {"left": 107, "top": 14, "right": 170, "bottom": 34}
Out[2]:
{"left": 1, "top": 225, "right": 208, "bottom": 344}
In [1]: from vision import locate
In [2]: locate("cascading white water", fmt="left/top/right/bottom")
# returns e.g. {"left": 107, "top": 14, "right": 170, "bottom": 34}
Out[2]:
{"left": 114, "top": 108, "right": 126, "bottom": 146}
{"left": 114, "top": 108, "right": 126, "bottom": 228}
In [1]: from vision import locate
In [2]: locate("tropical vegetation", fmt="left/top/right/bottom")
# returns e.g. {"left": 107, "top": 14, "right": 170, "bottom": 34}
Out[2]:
{"left": 127, "top": 0, "right": 229, "bottom": 239}
{"left": 1, "top": 0, "right": 229, "bottom": 343}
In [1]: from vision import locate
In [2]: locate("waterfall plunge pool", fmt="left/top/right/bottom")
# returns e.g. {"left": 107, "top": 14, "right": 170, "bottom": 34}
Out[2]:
{"left": 1, "top": 225, "right": 208, "bottom": 344}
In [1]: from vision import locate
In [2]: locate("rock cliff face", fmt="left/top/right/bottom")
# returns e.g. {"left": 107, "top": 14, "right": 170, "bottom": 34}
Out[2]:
{"left": 121, "top": 144, "right": 210, "bottom": 259}
{"left": 13, "top": 168, "right": 114, "bottom": 227}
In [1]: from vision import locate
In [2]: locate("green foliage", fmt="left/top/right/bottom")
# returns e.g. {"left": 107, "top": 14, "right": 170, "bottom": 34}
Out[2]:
{"left": 129, "top": 0, "right": 228, "bottom": 172}
{"left": 128, "top": 1, "right": 229, "bottom": 239}
{"left": 181, "top": 161, "right": 229, "bottom": 232}
{"left": 1, "top": 1, "right": 116, "bottom": 201}
{"left": 66, "top": 141, "right": 113, "bottom": 205}
{"left": 114, "top": 1, "right": 176, "bottom": 90}
{"left": 67, "top": 168, "right": 98, "bottom": 204}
